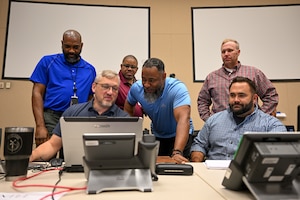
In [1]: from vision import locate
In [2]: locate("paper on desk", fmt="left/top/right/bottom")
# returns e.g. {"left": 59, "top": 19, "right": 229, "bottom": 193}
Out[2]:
{"left": 204, "top": 160, "right": 231, "bottom": 169}
{"left": 0, "top": 192, "right": 65, "bottom": 200}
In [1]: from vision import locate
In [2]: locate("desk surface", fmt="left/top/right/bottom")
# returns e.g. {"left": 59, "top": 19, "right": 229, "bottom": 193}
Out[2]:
{"left": 193, "top": 163, "right": 254, "bottom": 200}
{"left": 0, "top": 161, "right": 253, "bottom": 200}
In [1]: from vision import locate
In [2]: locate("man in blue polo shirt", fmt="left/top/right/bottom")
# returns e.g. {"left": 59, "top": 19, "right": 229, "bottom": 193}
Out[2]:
{"left": 30, "top": 29, "right": 96, "bottom": 147}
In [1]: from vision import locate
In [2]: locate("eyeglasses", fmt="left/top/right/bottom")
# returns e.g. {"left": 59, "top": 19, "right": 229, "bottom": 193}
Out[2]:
{"left": 96, "top": 83, "right": 119, "bottom": 92}
{"left": 122, "top": 64, "right": 138, "bottom": 69}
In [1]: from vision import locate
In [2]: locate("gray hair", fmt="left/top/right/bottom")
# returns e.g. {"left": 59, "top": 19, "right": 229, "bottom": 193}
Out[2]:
{"left": 221, "top": 39, "right": 240, "bottom": 50}
{"left": 94, "top": 70, "right": 120, "bottom": 84}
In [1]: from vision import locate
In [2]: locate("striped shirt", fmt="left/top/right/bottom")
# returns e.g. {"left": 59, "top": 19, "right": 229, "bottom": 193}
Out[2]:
{"left": 197, "top": 62, "right": 278, "bottom": 121}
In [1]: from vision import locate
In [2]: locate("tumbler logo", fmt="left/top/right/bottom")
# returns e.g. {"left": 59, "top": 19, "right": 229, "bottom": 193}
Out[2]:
{"left": 6, "top": 133, "right": 23, "bottom": 154}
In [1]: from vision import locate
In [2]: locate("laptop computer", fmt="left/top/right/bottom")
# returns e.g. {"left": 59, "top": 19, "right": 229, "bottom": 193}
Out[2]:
{"left": 60, "top": 116, "right": 143, "bottom": 172}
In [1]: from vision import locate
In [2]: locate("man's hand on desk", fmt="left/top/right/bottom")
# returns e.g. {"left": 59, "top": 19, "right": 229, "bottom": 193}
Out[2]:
{"left": 157, "top": 154, "right": 189, "bottom": 164}
{"left": 157, "top": 155, "right": 188, "bottom": 164}
{"left": 156, "top": 156, "right": 176, "bottom": 163}
{"left": 171, "top": 154, "right": 189, "bottom": 164}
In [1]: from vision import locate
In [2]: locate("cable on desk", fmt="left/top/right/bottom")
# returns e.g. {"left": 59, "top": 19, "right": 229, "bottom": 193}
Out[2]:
{"left": 151, "top": 172, "right": 159, "bottom": 181}
{"left": 51, "top": 169, "right": 64, "bottom": 200}
{"left": 41, "top": 188, "right": 72, "bottom": 200}
{"left": 12, "top": 168, "right": 86, "bottom": 200}
{"left": 28, "top": 159, "right": 50, "bottom": 172}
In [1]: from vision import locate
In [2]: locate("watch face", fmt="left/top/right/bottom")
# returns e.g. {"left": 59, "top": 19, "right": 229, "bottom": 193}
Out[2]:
{"left": 6, "top": 133, "right": 23, "bottom": 154}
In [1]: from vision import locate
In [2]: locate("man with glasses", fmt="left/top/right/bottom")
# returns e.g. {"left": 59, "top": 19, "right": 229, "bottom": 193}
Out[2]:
{"left": 116, "top": 55, "right": 143, "bottom": 117}
{"left": 30, "top": 70, "right": 129, "bottom": 161}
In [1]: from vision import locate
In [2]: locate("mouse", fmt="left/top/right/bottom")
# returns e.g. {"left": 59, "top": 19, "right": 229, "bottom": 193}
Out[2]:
{"left": 49, "top": 158, "right": 64, "bottom": 167}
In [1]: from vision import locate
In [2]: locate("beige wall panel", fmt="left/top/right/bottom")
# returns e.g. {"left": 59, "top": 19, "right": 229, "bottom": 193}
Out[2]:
{"left": 0, "top": 0, "right": 300, "bottom": 146}
{"left": 0, "top": 81, "right": 34, "bottom": 127}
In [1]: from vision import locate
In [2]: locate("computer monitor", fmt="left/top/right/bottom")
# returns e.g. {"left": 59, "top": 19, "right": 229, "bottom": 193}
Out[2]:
{"left": 60, "top": 116, "right": 143, "bottom": 171}
{"left": 222, "top": 132, "right": 300, "bottom": 199}
{"left": 82, "top": 131, "right": 159, "bottom": 194}
{"left": 83, "top": 132, "right": 136, "bottom": 161}
{"left": 82, "top": 132, "right": 143, "bottom": 170}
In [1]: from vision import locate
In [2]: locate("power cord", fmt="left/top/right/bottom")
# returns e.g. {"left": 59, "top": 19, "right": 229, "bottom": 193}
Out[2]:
{"left": 12, "top": 168, "right": 86, "bottom": 200}
{"left": 51, "top": 169, "right": 64, "bottom": 200}
{"left": 151, "top": 172, "right": 159, "bottom": 181}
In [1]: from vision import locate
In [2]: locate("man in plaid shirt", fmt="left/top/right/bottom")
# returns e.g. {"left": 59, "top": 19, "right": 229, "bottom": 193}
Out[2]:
{"left": 197, "top": 39, "right": 278, "bottom": 122}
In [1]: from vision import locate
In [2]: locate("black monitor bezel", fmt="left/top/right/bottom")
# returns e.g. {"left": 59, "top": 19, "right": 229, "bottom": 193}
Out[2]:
{"left": 222, "top": 132, "right": 300, "bottom": 190}
{"left": 83, "top": 132, "right": 136, "bottom": 161}
{"left": 234, "top": 132, "right": 300, "bottom": 168}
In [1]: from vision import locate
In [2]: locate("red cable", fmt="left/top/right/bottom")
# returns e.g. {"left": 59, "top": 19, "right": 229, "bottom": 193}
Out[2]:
{"left": 40, "top": 189, "right": 72, "bottom": 200}
{"left": 11, "top": 168, "right": 86, "bottom": 199}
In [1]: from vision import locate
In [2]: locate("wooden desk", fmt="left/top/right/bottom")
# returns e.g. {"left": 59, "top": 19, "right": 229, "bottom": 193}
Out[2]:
{"left": 0, "top": 161, "right": 254, "bottom": 200}
{"left": 0, "top": 165, "right": 224, "bottom": 200}
{"left": 193, "top": 163, "right": 254, "bottom": 200}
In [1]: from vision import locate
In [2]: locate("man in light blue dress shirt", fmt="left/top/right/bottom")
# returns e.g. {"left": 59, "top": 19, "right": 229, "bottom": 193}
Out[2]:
{"left": 190, "top": 76, "right": 286, "bottom": 162}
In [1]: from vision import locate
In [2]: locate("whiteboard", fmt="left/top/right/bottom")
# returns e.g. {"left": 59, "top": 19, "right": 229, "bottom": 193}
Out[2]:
{"left": 192, "top": 5, "right": 300, "bottom": 82}
{"left": 3, "top": 1, "right": 150, "bottom": 79}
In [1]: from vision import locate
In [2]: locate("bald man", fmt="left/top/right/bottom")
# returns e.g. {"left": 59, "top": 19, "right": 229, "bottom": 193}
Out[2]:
{"left": 30, "top": 29, "right": 96, "bottom": 149}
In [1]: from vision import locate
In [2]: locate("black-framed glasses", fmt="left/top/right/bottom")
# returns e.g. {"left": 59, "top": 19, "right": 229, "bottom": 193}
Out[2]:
{"left": 122, "top": 64, "right": 138, "bottom": 69}
{"left": 96, "top": 83, "right": 119, "bottom": 92}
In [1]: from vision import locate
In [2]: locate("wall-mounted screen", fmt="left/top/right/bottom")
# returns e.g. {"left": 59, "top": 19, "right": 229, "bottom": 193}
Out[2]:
{"left": 3, "top": 1, "right": 150, "bottom": 79}
{"left": 192, "top": 5, "right": 300, "bottom": 82}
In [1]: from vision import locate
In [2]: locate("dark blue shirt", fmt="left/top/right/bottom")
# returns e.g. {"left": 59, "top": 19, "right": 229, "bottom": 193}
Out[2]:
{"left": 53, "top": 100, "right": 129, "bottom": 137}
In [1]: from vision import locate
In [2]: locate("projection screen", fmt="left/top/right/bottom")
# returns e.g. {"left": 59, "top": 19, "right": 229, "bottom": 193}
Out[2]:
{"left": 3, "top": 1, "right": 150, "bottom": 80}
{"left": 192, "top": 5, "right": 300, "bottom": 82}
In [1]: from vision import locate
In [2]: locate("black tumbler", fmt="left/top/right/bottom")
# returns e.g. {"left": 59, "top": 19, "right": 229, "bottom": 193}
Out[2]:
{"left": 4, "top": 127, "right": 34, "bottom": 181}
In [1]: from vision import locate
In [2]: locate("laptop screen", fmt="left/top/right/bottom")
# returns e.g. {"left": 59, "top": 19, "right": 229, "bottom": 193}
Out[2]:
{"left": 60, "top": 116, "right": 143, "bottom": 171}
